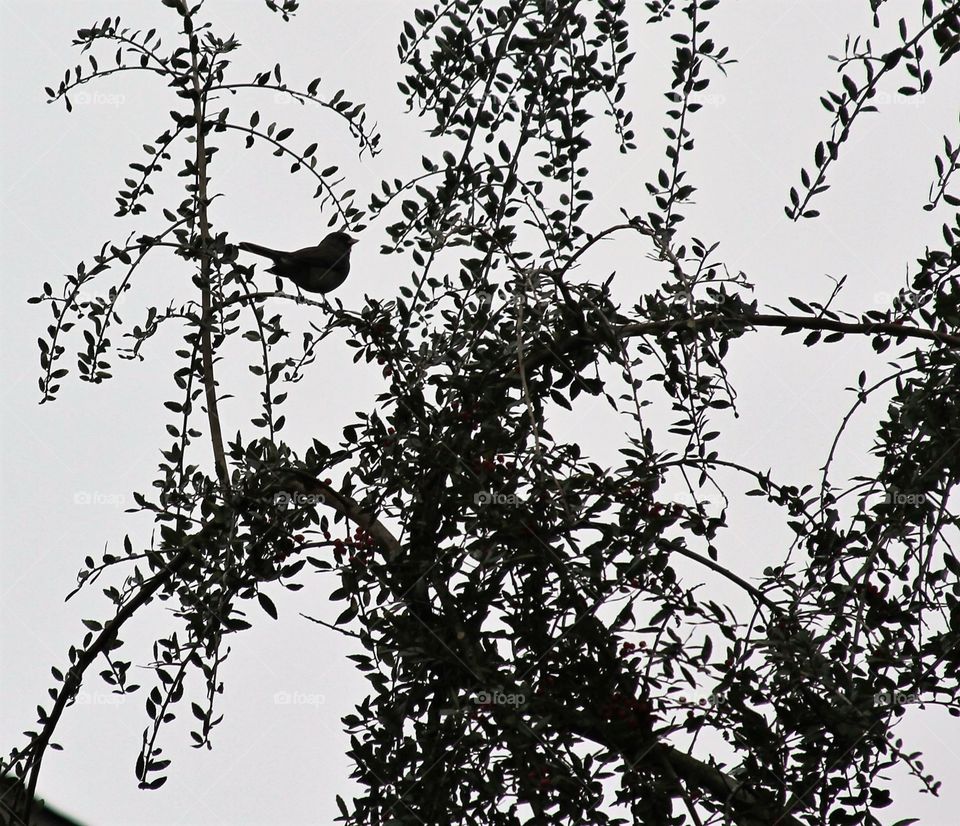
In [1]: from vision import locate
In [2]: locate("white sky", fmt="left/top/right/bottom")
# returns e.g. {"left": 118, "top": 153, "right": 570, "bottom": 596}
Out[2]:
{"left": 2, "top": 1, "right": 958, "bottom": 824}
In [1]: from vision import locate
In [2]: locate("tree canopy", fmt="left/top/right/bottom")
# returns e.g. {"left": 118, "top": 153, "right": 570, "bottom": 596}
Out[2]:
{"left": 5, "top": 1, "right": 960, "bottom": 824}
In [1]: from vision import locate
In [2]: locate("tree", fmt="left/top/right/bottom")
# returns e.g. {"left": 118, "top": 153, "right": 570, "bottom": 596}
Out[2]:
{"left": 4, "top": 1, "right": 960, "bottom": 823}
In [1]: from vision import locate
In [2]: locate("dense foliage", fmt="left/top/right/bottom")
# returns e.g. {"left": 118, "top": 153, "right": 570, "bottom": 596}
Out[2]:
{"left": 4, "top": 1, "right": 960, "bottom": 824}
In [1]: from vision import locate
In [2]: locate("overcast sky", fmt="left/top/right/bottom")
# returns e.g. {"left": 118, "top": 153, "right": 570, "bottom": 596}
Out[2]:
{"left": 2, "top": 1, "right": 958, "bottom": 824}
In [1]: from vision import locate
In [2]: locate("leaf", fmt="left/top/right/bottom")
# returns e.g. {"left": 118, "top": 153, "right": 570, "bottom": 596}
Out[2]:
{"left": 336, "top": 603, "right": 358, "bottom": 625}
{"left": 882, "top": 49, "right": 903, "bottom": 70}
{"left": 258, "top": 592, "right": 278, "bottom": 620}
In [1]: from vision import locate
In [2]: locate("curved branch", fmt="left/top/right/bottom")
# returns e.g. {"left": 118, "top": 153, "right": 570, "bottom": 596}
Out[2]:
{"left": 220, "top": 122, "right": 358, "bottom": 228}
{"left": 17, "top": 471, "right": 400, "bottom": 820}
{"left": 545, "top": 702, "right": 807, "bottom": 826}
{"left": 190, "top": 40, "right": 230, "bottom": 490}
{"left": 22, "top": 543, "right": 199, "bottom": 823}
{"left": 211, "top": 83, "right": 379, "bottom": 155}
{"left": 511, "top": 312, "right": 960, "bottom": 383}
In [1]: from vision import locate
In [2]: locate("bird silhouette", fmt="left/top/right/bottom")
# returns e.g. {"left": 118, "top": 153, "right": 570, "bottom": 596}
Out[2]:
{"left": 238, "top": 231, "right": 358, "bottom": 294}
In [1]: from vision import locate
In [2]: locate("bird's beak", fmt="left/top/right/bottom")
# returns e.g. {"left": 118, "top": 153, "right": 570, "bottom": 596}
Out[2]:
{"left": 349, "top": 237, "right": 359, "bottom": 246}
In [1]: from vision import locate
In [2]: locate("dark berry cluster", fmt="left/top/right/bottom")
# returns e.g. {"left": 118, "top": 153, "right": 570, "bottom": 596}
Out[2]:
{"left": 599, "top": 693, "right": 654, "bottom": 731}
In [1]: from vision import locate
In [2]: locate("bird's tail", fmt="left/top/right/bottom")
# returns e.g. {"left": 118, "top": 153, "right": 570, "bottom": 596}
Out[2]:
{"left": 238, "top": 241, "right": 282, "bottom": 261}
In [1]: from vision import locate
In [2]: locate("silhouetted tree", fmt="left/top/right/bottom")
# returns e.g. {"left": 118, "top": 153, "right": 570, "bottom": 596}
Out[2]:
{"left": 5, "top": 1, "right": 960, "bottom": 824}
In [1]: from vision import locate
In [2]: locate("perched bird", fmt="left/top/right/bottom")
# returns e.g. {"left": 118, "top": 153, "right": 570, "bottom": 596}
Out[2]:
{"left": 238, "top": 231, "right": 358, "bottom": 294}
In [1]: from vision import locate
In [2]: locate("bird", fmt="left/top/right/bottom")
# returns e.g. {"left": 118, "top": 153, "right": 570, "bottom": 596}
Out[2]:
{"left": 238, "top": 231, "right": 358, "bottom": 294}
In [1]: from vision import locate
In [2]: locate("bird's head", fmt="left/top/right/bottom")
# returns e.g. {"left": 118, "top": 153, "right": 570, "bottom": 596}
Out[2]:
{"left": 324, "top": 231, "right": 359, "bottom": 250}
